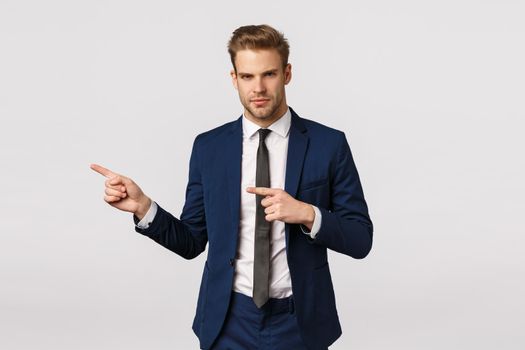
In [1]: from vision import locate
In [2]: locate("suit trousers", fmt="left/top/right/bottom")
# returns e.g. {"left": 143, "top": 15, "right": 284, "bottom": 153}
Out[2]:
{"left": 209, "top": 292, "right": 322, "bottom": 350}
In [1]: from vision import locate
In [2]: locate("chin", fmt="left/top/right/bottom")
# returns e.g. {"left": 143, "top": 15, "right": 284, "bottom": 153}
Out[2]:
{"left": 254, "top": 112, "right": 272, "bottom": 119}
{"left": 247, "top": 107, "right": 273, "bottom": 120}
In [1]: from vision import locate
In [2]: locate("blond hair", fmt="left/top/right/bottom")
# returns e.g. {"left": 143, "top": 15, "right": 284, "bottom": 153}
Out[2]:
{"left": 227, "top": 24, "right": 290, "bottom": 72}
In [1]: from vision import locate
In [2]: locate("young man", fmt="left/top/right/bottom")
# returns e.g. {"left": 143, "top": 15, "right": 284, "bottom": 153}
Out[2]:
{"left": 91, "top": 24, "right": 373, "bottom": 350}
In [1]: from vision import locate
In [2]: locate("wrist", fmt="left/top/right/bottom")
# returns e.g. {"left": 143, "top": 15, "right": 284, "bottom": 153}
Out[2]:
{"left": 134, "top": 196, "right": 152, "bottom": 220}
{"left": 302, "top": 203, "right": 315, "bottom": 231}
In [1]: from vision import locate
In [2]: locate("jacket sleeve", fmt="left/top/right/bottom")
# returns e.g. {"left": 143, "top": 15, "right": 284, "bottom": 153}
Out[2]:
{"left": 309, "top": 132, "right": 373, "bottom": 259}
{"left": 134, "top": 135, "right": 208, "bottom": 259}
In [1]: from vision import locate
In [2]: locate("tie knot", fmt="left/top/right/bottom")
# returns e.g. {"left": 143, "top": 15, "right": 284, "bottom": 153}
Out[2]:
{"left": 258, "top": 128, "right": 271, "bottom": 142}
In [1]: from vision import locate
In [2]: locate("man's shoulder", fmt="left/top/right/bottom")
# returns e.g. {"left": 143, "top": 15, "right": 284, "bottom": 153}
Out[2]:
{"left": 193, "top": 117, "right": 241, "bottom": 145}
{"left": 293, "top": 112, "right": 346, "bottom": 140}
{"left": 302, "top": 117, "right": 343, "bottom": 134}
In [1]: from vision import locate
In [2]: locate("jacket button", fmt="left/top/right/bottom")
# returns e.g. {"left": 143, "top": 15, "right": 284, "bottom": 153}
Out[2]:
{"left": 229, "top": 258, "right": 234, "bottom": 266}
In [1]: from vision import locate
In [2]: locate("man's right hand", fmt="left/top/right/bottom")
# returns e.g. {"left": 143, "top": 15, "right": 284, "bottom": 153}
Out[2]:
{"left": 90, "top": 163, "right": 152, "bottom": 220}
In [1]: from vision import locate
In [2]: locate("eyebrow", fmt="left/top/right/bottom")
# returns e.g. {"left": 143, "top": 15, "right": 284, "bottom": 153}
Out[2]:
{"left": 238, "top": 69, "right": 279, "bottom": 76}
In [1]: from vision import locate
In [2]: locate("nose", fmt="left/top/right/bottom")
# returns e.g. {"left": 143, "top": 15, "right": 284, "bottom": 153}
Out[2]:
{"left": 253, "top": 77, "right": 266, "bottom": 94}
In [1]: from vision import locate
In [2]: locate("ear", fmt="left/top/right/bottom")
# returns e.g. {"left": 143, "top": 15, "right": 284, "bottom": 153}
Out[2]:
{"left": 230, "top": 69, "right": 238, "bottom": 90}
{"left": 284, "top": 63, "right": 292, "bottom": 85}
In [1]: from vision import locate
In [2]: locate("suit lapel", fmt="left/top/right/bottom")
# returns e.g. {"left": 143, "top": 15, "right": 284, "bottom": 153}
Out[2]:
{"left": 225, "top": 116, "right": 243, "bottom": 240}
{"left": 284, "top": 109, "right": 309, "bottom": 250}
{"left": 284, "top": 111, "right": 308, "bottom": 198}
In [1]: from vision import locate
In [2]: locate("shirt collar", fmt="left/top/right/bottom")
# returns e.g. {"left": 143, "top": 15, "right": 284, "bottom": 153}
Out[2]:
{"left": 242, "top": 107, "right": 291, "bottom": 139}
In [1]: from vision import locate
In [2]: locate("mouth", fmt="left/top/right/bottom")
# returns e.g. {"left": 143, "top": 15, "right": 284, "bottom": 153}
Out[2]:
{"left": 251, "top": 98, "right": 270, "bottom": 107}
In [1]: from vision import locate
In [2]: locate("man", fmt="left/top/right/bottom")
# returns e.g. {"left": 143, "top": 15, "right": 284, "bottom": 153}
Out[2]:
{"left": 91, "top": 24, "right": 373, "bottom": 350}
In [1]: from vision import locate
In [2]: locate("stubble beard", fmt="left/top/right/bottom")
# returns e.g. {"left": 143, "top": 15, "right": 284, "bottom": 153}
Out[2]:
{"left": 243, "top": 94, "right": 283, "bottom": 122}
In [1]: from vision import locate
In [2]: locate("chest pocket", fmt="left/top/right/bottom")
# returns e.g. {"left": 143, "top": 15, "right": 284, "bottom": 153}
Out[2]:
{"left": 297, "top": 177, "right": 330, "bottom": 207}
{"left": 298, "top": 177, "right": 328, "bottom": 192}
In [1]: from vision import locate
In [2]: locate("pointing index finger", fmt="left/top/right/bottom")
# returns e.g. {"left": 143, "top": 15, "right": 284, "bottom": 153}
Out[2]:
{"left": 246, "top": 187, "right": 277, "bottom": 196}
{"left": 90, "top": 163, "right": 116, "bottom": 178}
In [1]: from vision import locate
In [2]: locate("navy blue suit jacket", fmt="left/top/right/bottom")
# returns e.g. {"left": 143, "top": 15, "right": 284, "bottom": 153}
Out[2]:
{"left": 135, "top": 108, "right": 373, "bottom": 349}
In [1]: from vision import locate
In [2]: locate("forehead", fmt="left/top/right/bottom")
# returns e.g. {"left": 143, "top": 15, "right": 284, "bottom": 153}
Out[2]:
{"left": 235, "top": 49, "right": 282, "bottom": 72}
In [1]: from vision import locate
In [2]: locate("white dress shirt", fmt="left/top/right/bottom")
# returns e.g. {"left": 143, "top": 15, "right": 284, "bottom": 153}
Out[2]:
{"left": 137, "top": 107, "right": 322, "bottom": 299}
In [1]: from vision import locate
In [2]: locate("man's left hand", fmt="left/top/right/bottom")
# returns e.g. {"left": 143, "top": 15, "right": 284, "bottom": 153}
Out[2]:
{"left": 246, "top": 187, "right": 315, "bottom": 230}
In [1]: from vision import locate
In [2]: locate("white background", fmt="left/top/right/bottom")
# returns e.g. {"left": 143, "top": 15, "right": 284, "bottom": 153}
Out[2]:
{"left": 1, "top": 0, "right": 524, "bottom": 349}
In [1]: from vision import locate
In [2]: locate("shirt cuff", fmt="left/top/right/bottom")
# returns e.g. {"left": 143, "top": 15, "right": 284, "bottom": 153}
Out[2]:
{"left": 135, "top": 201, "right": 158, "bottom": 229}
{"left": 300, "top": 205, "right": 322, "bottom": 239}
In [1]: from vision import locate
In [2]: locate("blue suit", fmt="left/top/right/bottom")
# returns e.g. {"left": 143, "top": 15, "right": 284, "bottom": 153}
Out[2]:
{"left": 135, "top": 107, "right": 373, "bottom": 349}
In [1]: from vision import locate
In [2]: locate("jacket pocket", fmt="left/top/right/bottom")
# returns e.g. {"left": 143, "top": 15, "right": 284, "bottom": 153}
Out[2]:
{"left": 299, "top": 177, "right": 328, "bottom": 192}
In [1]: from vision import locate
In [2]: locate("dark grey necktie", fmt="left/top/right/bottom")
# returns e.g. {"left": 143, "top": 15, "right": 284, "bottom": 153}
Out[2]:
{"left": 253, "top": 128, "right": 271, "bottom": 308}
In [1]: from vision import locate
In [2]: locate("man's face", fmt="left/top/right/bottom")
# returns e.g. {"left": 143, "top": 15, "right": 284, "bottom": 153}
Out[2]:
{"left": 231, "top": 49, "right": 292, "bottom": 126}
